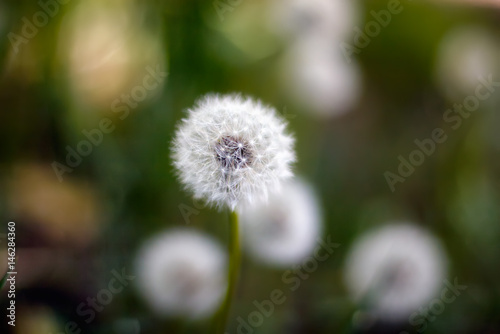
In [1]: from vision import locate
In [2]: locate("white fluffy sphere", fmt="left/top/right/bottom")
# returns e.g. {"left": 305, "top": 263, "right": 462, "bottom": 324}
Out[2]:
{"left": 135, "top": 230, "right": 226, "bottom": 319}
{"left": 343, "top": 223, "right": 447, "bottom": 321}
{"left": 240, "top": 178, "right": 322, "bottom": 266}
{"left": 172, "top": 94, "right": 295, "bottom": 210}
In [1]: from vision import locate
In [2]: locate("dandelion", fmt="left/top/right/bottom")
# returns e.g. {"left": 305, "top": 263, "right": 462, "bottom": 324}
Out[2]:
{"left": 269, "top": 0, "right": 359, "bottom": 40}
{"left": 343, "top": 223, "right": 447, "bottom": 321}
{"left": 435, "top": 26, "right": 498, "bottom": 99}
{"left": 171, "top": 93, "right": 295, "bottom": 332}
{"left": 272, "top": 0, "right": 362, "bottom": 118}
{"left": 281, "top": 37, "right": 361, "bottom": 117}
{"left": 135, "top": 229, "right": 227, "bottom": 319}
{"left": 172, "top": 94, "right": 295, "bottom": 211}
{"left": 240, "top": 178, "right": 322, "bottom": 266}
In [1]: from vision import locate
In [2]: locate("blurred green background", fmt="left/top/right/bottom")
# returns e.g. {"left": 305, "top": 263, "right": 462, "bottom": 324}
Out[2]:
{"left": 0, "top": 0, "right": 499, "bottom": 333}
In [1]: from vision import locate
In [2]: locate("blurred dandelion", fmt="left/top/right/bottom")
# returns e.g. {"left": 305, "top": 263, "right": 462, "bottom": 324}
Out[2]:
{"left": 273, "top": 0, "right": 362, "bottom": 118}
{"left": 343, "top": 223, "right": 448, "bottom": 321}
{"left": 240, "top": 178, "right": 322, "bottom": 266}
{"left": 269, "top": 0, "right": 359, "bottom": 40}
{"left": 435, "top": 26, "right": 499, "bottom": 100}
{"left": 135, "top": 229, "right": 227, "bottom": 319}
{"left": 281, "top": 37, "right": 362, "bottom": 117}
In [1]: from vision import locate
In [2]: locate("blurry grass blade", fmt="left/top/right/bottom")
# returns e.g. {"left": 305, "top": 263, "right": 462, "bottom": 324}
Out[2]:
{"left": 0, "top": 269, "right": 8, "bottom": 290}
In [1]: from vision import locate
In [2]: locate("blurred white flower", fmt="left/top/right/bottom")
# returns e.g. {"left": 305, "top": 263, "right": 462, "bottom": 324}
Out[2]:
{"left": 172, "top": 94, "right": 295, "bottom": 210}
{"left": 240, "top": 178, "right": 322, "bottom": 266}
{"left": 343, "top": 223, "right": 447, "bottom": 321}
{"left": 282, "top": 37, "right": 362, "bottom": 117}
{"left": 135, "top": 230, "right": 226, "bottom": 319}
{"left": 435, "top": 26, "right": 499, "bottom": 99}
{"left": 269, "top": 0, "right": 359, "bottom": 40}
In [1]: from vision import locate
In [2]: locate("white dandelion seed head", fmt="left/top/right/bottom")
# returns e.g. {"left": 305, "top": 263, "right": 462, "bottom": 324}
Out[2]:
{"left": 282, "top": 37, "right": 362, "bottom": 117}
{"left": 240, "top": 178, "right": 322, "bottom": 266}
{"left": 172, "top": 94, "right": 295, "bottom": 210}
{"left": 134, "top": 229, "right": 227, "bottom": 319}
{"left": 343, "top": 223, "right": 447, "bottom": 321}
{"left": 435, "top": 26, "right": 499, "bottom": 99}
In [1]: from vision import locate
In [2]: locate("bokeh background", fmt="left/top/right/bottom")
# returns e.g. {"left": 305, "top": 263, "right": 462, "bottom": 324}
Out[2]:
{"left": 0, "top": 0, "right": 499, "bottom": 333}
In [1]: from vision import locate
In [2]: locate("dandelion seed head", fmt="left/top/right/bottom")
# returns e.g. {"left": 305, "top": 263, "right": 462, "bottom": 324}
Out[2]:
{"left": 240, "top": 178, "right": 322, "bottom": 266}
{"left": 282, "top": 37, "right": 362, "bottom": 117}
{"left": 343, "top": 223, "right": 448, "bottom": 321}
{"left": 135, "top": 229, "right": 226, "bottom": 319}
{"left": 172, "top": 94, "right": 295, "bottom": 210}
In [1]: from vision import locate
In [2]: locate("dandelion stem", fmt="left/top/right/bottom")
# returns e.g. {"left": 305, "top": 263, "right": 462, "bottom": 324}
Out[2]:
{"left": 215, "top": 210, "right": 241, "bottom": 333}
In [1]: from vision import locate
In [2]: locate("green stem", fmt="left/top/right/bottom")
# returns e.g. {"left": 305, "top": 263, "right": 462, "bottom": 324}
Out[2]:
{"left": 214, "top": 210, "right": 241, "bottom": 334}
